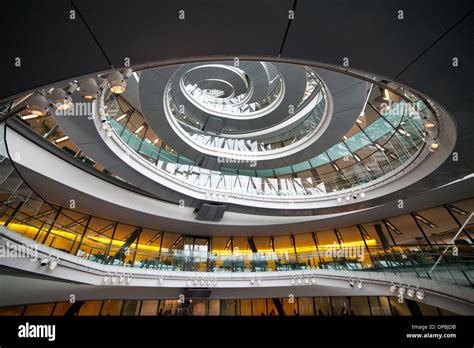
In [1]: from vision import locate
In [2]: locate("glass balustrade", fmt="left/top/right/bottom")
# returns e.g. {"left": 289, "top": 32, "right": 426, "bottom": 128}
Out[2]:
{"left": 0, "top": 138, "right": 471, "bottom": 290}
{"left": 175, "top": 67, "right": 321, "bottom": 128}
{"left": 9, "top": 68, "right": 432, "bottom": 201}
{"left": 1, "top": 211, "right": 473, "bottom": 289}
{"left": 105, "top": 90, "right": 427, "bottom": 198}
{"left": 168, "top": 81, "right": 326, "bottom": 155}
{"left": 178, "top": 65, "right": 285, "bottom": 117}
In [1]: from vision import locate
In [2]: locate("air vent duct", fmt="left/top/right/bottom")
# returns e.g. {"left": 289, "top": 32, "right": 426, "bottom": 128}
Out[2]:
{"left": 195, "top": 203, "right": 227, "bottom": 221}
{"left": 183, "top": 289, "right": 212, "bottom": 299}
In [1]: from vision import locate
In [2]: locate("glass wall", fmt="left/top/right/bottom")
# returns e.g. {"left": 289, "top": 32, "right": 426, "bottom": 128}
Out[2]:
{"left": 0, "top": 296, "right": 449, "bottom": 316}
{"left": 0, "top": 185, "right": 472, "bottom": 286}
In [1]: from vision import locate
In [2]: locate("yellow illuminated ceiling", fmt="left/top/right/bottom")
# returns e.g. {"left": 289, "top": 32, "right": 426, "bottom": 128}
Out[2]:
{"left": 5, "top": 222, "right": 376, "bottom": 256}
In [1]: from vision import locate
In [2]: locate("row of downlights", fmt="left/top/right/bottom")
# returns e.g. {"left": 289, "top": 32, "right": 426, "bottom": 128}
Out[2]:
{"left": 291, "top": 276, "right": 364, "bottom": 289}
{"left": 291, "top": 276, "right": 426, "bottom": 301}
{"left": 390, "top": 283, "right": 425, "bottom": 300}
{"left": 15, "top": 69, "right": 132, "bottom": 118}
{"left": 102, "top": 274, "right": 221, "bottom": 286}
{"left": 40, "top": 256, "right": 425, "bottom": 300}
{"left": 17, "top": 71, "right": 441, "bottom": 155}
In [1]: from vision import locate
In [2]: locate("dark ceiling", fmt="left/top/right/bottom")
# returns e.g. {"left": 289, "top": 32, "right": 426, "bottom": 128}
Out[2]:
{"left": 1, "top": 0, "right": 473, "bottom": 229}
{"left": 1, "top": 0, "right": 472, "bottom": 103}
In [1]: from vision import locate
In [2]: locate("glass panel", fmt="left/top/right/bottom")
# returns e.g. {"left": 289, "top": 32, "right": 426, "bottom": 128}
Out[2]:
{"left": 100, "top": 300, "right": 123, "bottom": 316}
{"left": 23, "top": 303, "right": 55, "bottom": 316}
{"left": 326, "top": 142, "right": 352, "bottom": 161}
{"left": 240, "top": 299, "right": 252, "bottom": 316}
{"left": 220, "top": 300, "right": 238, "bottom": 316}
{"left": 78, "top": 301, "right": 102, "bottom": 316}
{"left": 331, "top": 297, "right": 351, "bottom": 316}
{"left": 282, "top": 297, "right": 298, "bottom": 316}
{"left": 349, "top": 297, "right": 371, "bottom": 316}
{"left": 389, "top": 297, "right": 411, "bottom": 316}
{"left": 252, "top": 299, "right": 267, "bottom": 316}
{"left": 309, "top": 153, "right": 331, "bottom": 167}
{"left": 298, "top": 298, "right": 314, "bottom": 316}
{"left": 158, "top": 300, "right": 179, "bottom": 316}
{"left": 378, "top": 297, "right": 392, "bottom": 316}
{"left": 52, "top": 302, "right": 72, "bottom": 316}
{"left": 314, "top": 297, "right": 332, "bottom": 316}
{"left": 0, "top": 305, "right": 25, "bottom": 316}
{"left": 267, "top": 299, "right": 277, "bottom": 316}
{"left": 140, "top": 300, "right": 158, "bottom": 315}
{"left": 208, "top": 300, "right": 220, "bottom": 316}
{"left": 190, "top": 300, "right": 207, "bottom": 316}
{"left": 121, "top": 300, "right": 141, "bottom": 316}
{"left": 365, "top": 118, "right": 394, "bottom": 142}
{"left": 418, "top": 302, "right": 440, "bottom": 316}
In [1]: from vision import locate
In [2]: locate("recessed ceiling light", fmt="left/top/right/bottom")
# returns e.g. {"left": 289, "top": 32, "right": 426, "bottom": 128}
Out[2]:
{"left": 424, "top": 121, "right": 436, "bottom": 129}
{"left": 375, "top": 143, "right": 385, "bottom": 151}
{"left": 54, "top": 136, "right": 69, "bottom": 144}
{"left": 447, "top": 204, "right": 468, "bottom": 215}
{"left": 116, "top": 113, "right": 127, "bottom": 121}
{"left": 134, "top": 125, "right": 145, "bottom": 134}
{"left": 21, "top": 114, "right": 39, "bottom": 120}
